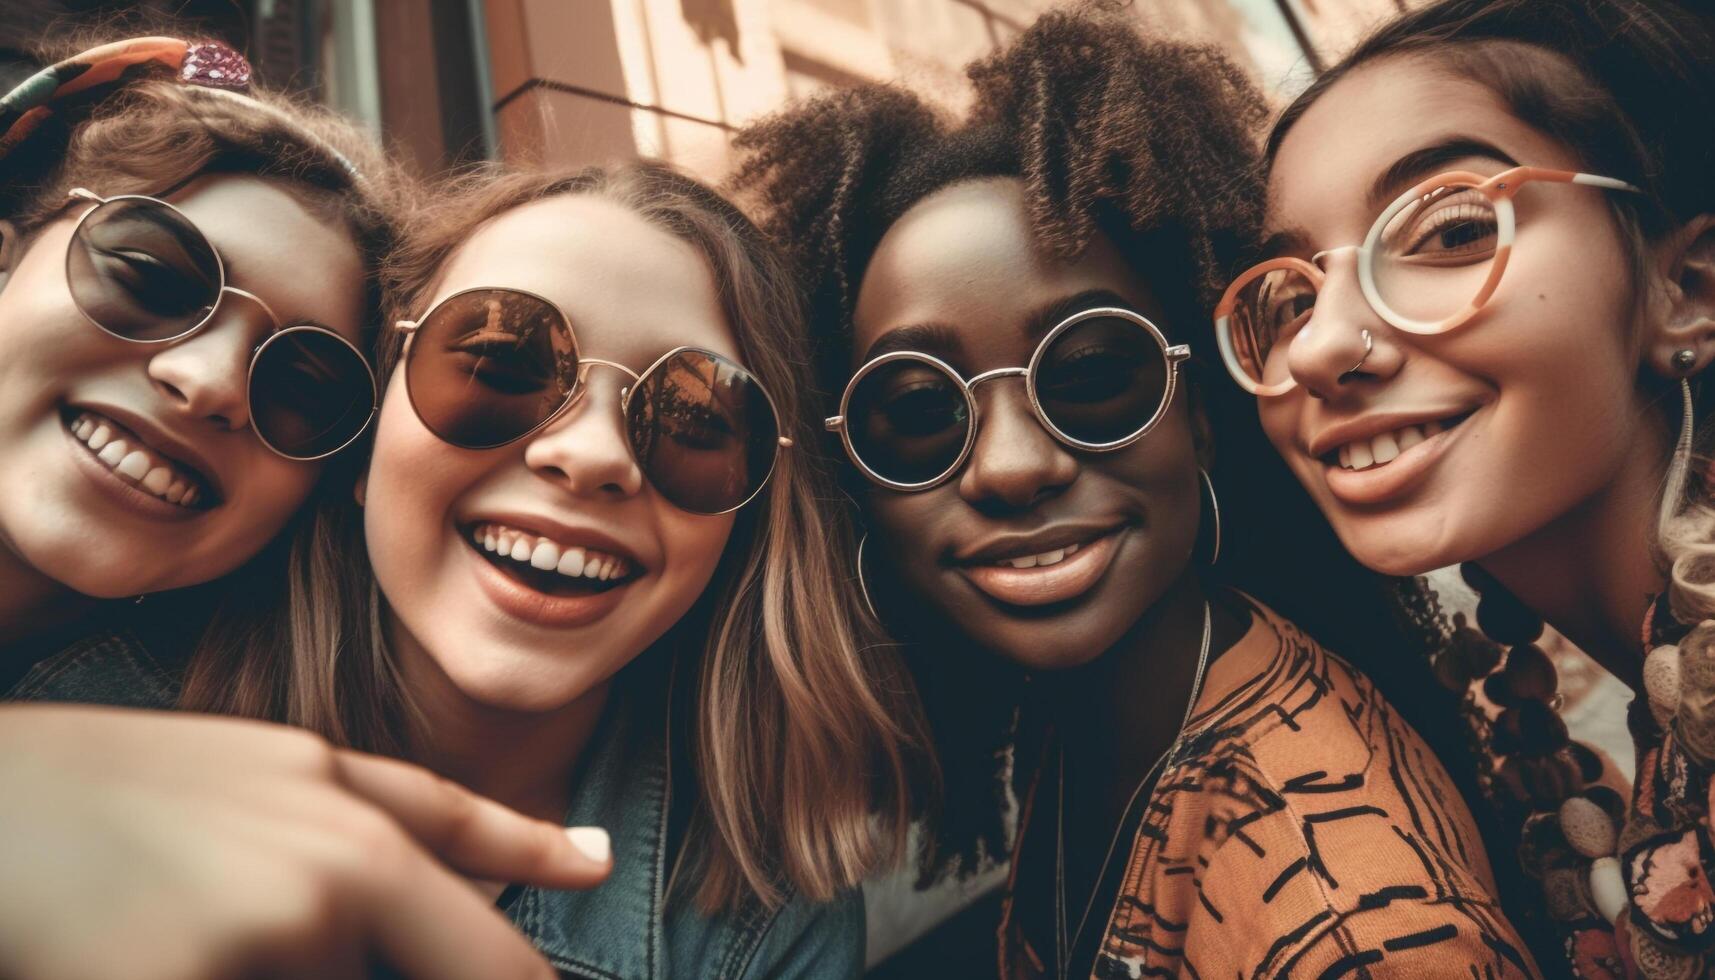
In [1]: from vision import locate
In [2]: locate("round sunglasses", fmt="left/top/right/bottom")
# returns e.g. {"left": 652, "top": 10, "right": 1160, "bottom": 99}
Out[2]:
{"left": 64, "top": 188, "right": 378, "bottom": 460}
{"left": 396, "top": 287, "right": 792, "bottom": 516}
{"left": 1214, "top": 165, "right": 1642, "bottom": 397}
{"left": 825, "top": 307, "right": 1190, "bottom": 491}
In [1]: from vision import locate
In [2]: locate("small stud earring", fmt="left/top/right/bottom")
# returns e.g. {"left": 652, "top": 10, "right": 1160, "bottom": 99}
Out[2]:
{"left": 1674, "top": 348, "right": 1698, "bottom": 374}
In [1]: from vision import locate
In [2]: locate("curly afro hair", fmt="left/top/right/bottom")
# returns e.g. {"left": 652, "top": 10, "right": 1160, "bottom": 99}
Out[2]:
{"left": 733, "top": 5, "right": 1490, "bottom": 894}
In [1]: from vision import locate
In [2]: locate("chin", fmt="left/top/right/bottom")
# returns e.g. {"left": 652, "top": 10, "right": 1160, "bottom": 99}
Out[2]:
{"left": 440, "top": 648, "right": 607, "bottom": 715}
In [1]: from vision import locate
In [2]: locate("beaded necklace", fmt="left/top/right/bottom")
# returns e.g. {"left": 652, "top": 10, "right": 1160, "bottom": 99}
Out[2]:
{"left": 1448, "top": 568, "right": 1714, "bottom": 977}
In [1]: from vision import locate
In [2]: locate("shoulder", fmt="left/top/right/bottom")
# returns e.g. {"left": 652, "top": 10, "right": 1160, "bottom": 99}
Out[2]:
{"left": 4, "top": 628, "right": 180, "bottom": 709}
{"left": 730, "top": 887, "right": 864, "bottom": 980}
{"left": 1176, "top": 606, "right": 1533, "bottom": 976}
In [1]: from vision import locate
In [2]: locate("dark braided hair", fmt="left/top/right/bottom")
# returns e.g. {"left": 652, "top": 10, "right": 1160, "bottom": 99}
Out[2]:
{"left": 735, "top": 6, "right": 1492, "bottom": 893}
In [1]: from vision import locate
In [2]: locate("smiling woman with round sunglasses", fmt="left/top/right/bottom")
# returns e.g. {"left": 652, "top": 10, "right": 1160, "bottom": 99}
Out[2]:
{"left": 738, "top": 10, "right": 1531, "bottom": 978}
{"left": 1222, "top": 0, "right": 1715, "bottom": 972}
{"left": 134, "top": 163, "right": 926, "bottom": 977}
{"left": 0, "top": 31, "right": 626, "bottom": 980}
{"left": 0, "top": 35, "right": 389, "bottom": 667}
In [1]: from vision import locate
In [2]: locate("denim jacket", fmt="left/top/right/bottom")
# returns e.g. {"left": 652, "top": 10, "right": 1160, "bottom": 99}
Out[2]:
{"left": 6, "top": 630, "right": 865, "bottom": 980}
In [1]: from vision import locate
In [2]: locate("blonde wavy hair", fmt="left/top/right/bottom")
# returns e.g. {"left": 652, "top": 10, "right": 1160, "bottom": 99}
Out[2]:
{"left": 181, "top": 162, "right": 927, "bottom": 912}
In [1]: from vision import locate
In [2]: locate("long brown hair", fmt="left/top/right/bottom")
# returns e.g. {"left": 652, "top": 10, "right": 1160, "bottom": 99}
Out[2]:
{"left": 182, "top": 162, "right": 927, "bottom": 912}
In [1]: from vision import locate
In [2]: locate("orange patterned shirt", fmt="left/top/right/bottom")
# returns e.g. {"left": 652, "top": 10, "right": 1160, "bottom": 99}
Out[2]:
{"left": 998, "top": 598, "right": 1538, "bottom": 978}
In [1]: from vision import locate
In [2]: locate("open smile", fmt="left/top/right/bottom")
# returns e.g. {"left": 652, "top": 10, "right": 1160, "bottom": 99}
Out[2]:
{"left": 461, "top": 519, "right": 646, "bottom": 629}
{"left": 1315, "top": 408, "right": 1479, "bottom": 506}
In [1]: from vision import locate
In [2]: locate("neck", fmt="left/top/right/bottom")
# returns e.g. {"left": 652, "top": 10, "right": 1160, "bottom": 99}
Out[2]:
{"left": 0, "top": 540, "right": 95, "bottom": 650}
{"left": 389, "top": 617, "right": 609, "bottom": 823}
{"left": 1045, "top": 571, "right": 1239, "bottom": 790}
{"left": 1479, "top": 423, "right": 1671, "bottom": 692}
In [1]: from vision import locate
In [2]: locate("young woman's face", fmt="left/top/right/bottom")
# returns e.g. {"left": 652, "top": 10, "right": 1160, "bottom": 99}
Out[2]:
{"left": 850, "top": 177, "right": 1202, "bottom": 671}
{"left": 0, "top": 174, "right": 366, "bottom": 598}
{"left": 1257, "top": 56, "right": 1652, "bottom": 576}
{"left": 364, "top": 194, "right": 737, "bottom": 714}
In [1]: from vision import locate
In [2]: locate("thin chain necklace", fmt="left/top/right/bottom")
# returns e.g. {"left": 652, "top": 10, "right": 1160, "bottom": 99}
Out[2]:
{"left": 1053, "top": 600, "right": 1212, "bottom": 980}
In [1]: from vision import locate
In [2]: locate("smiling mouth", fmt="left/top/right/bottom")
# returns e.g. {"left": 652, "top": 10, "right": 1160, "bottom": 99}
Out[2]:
{"left": 65, "top": 409, "right": 216, "bottom": 509}
{"left": 466, "top": 521, "right": 642, "bottom": 598}
{"left": 959, "top": 526, "right": 1126, "bottom": 608}
{"left": 1324, "top": 411, "right": 1474, "bottom": 473}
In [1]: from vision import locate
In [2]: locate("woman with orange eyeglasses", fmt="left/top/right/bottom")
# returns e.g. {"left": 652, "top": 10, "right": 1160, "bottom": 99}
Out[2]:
{"left": 1216, "top": 0, "right": 1715, "bottom": 973}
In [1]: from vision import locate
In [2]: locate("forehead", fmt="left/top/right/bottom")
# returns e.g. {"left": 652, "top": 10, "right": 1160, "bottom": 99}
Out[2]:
{"left": 165, "top": 174, "right": 366, "bottom": 330}
{"left": 429, "top": 193, "right": 737, "bottom": 364}
{"left": 1267, "top": 54, "right": 1584, "bottom": 240}
{"left": 852, "top": 177, "right": 1152, "bottom": 356}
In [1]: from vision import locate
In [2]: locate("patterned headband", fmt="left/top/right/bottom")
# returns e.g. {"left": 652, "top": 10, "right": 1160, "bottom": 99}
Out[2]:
{"left": 0, "top": 36, "right": 363, "bottom": 183}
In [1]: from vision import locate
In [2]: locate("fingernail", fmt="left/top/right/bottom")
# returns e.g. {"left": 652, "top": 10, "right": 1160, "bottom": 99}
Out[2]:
{"left": 471, "top": 877, "right": 508, "bottom": 902}
{"left": 566, "top": 826, "right": 611, "bottom": 863}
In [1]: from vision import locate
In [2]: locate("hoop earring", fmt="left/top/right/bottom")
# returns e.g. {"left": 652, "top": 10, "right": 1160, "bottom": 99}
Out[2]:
{"left": 856, "top": 532, "right": 879, "bottom": 620}
{"left": 1197, "top": 468, "right": 1221, "bottom": 567}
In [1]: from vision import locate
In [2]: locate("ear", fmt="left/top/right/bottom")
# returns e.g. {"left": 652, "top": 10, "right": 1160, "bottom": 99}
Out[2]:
{"left": 0, "top": 220, "right": 21, "bottom": 293}
{"left": 353, "top": 470, "right": 368, "bottom": 508}
{"left": 1645, "top": 214, "right": 1715, "bottom": 378}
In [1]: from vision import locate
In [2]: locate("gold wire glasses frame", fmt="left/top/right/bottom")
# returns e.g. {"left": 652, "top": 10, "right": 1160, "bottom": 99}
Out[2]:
{"left": 1213, "top": 165, "right": 1642, "bottom": 397}
{"left": 394, "top": 286, "right": 794, "bottom": 516}
{"left": 824, "top": 306, "right": 1191, "bottom": 492}
{"left": 64, "top": 188, "right": 379, "bottom": 461}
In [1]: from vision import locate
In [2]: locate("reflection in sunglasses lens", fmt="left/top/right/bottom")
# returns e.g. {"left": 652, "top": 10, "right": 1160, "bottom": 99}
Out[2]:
{"left": 250, "top": 328, "right": 375, "bottom": 459}
{"left": 407, "top": 289, "right": 578, "bottom": 449}
{"left": 1230, "top": 268, "right": 1317, "bottom": 391}
{"left": 847, "top": 358, "right": 970, "bottom": 486}
{"left": 67, "top": 198, "right": 222, "bottom": 341}
{"left": 626, "top": 349, "right": 778, "bottom": 514}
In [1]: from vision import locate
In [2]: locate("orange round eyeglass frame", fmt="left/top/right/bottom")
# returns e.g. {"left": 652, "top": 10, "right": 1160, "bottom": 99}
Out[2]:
{"left": 1213, "top": 165, "right": 1642, "bottom": 397}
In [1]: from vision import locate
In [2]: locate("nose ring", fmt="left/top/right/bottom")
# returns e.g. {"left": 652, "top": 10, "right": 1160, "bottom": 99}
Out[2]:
{"left": 1338, "top": 329, "right": 1373, "bottom": 384}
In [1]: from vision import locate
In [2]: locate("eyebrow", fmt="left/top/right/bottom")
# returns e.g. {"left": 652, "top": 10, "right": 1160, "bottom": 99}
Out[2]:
{"left": 1365, "top": 137, "right": 1520, "bottom": 210}
{"left": 1257, "top": 138, "right": 1521, "bottom": 262}
{"left": 858, "top": 288, "right": 1137, "bottom": 364}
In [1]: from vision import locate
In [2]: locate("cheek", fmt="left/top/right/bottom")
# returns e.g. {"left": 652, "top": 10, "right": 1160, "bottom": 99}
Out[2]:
{"left": 656, "top": 509, "right": 735, "bottom": 602}
{"left": 362, "top": 393, "right": 473, "bottom": 594}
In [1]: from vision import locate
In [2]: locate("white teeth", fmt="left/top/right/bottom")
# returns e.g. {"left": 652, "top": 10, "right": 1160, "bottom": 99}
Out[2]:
{"left": 116, "top": 451, "right": 151, "bottom": 480}
{"left": 69, "top": 412, "right": 206, "bottom": 508}
{"left": 557, "top": 547, "right": 586, "bottom": 577}
{"left": 1334, "top": 421, "right": 1453, "bottom": 471}
{"left": 1371, "top": 432, "right": 1400, "bottom": 465}
{"left": 141, "top": 466, "right": 173, "bottom": 494}
{"left": 471, "top": 523, "right": 633, "bottom": 584}
{"left": 1348, "top": 440, "right": 1373, "bottom": 469}
{"left": 997, "top": 544, "right": 1082, "bottom": 569}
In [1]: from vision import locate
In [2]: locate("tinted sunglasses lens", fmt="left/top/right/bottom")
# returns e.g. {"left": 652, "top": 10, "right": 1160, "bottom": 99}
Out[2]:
{"left": 625, "top": 350, "right": 779, "bottom": 514}
{"left": 67, "top": 197, "right": 223, "bottom": 341}
{"left": 1035, "top": 315, "right": 1169, "bottom": 445}
{"left": 250, "top": 328, "right": 375, "bottom": 459}
{"left": 845, "top": 358, "right": 970, "bottom": 486}
{"left": 406, "top": 289, "right": 575, "bottom": 449}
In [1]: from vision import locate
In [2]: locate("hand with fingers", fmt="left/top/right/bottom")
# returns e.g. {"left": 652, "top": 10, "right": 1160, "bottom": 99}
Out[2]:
{"left": 0, "top": 704, "right": 612, "bottom": 980}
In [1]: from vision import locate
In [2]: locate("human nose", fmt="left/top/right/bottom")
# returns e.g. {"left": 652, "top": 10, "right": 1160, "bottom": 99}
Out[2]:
{"left": 145, "top": 290, "right": 269, "bottom": 430}
{"left": 1285, "top": 249, "right": 1401, "bottom": 400}
{"left": 521, "top": 369, "right": 646, "bottom": 502}
{"left": 955, "top": 376, "right": 1077, "bottom": 513}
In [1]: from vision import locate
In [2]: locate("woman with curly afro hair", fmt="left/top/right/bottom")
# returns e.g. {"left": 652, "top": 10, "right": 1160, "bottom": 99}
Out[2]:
{"left": 735, "top": 7, "right": 1538, "bottom": 977}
